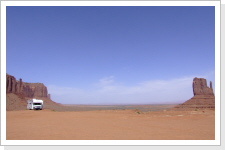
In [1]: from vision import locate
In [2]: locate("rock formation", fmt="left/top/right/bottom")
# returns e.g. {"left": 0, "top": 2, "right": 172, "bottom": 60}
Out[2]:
{"left": 174, "top": 77, "right": 215, "bottom": 110}
{"left": 6, "top": 74, "right": 17, "bottom": 93}
{"left": 6, "top": 74, "right": 65, "bottom": 111}
{"left": 193, "top": 77, "right": 214, "bottom": 96}
{"left": 6, "top": 74, "right": 48, "bottom": 98}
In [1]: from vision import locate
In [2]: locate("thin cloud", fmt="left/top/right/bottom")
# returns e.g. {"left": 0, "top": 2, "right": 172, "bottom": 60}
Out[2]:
{"left": 99, "top": 76, "right": 115, "bottom": 86}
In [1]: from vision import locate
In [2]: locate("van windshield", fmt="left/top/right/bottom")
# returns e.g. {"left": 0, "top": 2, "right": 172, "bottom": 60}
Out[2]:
{"left": 33, "top": 103, "right": 42, "bottom": 105}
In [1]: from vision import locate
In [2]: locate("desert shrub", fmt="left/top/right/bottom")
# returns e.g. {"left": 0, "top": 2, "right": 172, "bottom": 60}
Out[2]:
{"left": 134, "top": 109, "right": 141, "bottom": 114}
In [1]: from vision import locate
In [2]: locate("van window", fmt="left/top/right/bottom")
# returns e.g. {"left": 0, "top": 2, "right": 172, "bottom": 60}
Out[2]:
{"left": 33, "top": 103, "right": 42, "bottom": 105}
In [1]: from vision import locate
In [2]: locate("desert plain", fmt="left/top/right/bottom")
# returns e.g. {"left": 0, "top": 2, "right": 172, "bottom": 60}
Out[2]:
{"left": 6, "top": 105, "right": 215, "bottom": 140}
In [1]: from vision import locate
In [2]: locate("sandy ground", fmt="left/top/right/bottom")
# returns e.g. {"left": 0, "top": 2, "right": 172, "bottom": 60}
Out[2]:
{"left": 6, "top": 109, "right": 215, "bottom": 140}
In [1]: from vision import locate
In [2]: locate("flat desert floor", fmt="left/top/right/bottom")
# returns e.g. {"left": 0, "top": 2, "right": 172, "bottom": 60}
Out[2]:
{"left": 6, "top": 108, "right": 215, "bottom": 140}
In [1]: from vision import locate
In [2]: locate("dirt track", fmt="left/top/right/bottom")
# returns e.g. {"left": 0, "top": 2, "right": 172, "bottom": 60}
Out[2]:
{"left": 6, "top": 109, "right": 215, "bottom": 140}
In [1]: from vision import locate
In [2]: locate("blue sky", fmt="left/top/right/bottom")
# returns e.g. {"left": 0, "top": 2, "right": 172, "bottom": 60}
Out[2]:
{"left": 6, "top": 6, "right": 215, "bottom": 104}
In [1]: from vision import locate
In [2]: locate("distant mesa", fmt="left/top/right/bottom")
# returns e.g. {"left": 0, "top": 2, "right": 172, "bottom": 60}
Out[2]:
{"left": 174, "top": 77, "right": 215, "bottom": 110}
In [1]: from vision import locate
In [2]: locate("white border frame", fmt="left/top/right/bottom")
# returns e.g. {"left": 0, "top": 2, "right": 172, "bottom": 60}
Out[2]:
{"left": 1, "top": 0, "right": 220, "bottom": 146}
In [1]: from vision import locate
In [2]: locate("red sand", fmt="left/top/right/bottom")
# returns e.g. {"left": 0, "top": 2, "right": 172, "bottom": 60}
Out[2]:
{"left": 6, "top": 109, "right": 215, "bottom": 140}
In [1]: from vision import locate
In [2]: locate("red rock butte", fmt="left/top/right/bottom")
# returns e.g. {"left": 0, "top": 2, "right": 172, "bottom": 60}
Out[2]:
{"left": 6, "top": 74, "right": 60, "bottom": 111}
{"left": 6, "top": 74, "right": 49, "bottom": 98}
{"left": 174, "top": 77, "right": 215, "bottom": 110}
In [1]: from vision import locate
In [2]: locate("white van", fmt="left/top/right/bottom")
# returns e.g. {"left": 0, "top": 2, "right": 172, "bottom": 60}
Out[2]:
{"left": 27, "top": 99, "right": 43, "bottom": 110}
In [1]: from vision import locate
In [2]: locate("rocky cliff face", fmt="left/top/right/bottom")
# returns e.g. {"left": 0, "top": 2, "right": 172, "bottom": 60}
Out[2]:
{"left": 193, "top": 77, "right": 214, "bottom": 96}
{"left": 174, "top": 77, "right": 215, "bottom": 110}
{"left": 6, "top": 74, "right": 19, "bottom": 94}
{"left": 6, "top": 74, "right": 48, "bottom": 98}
